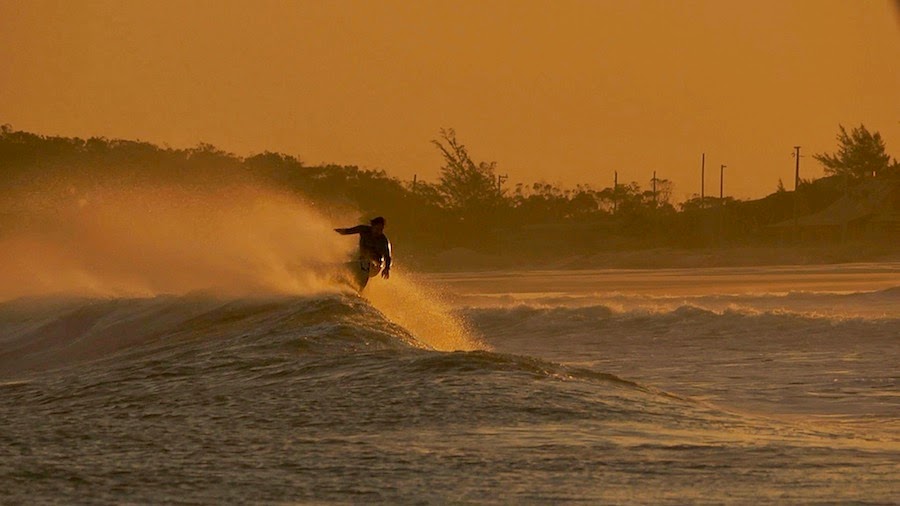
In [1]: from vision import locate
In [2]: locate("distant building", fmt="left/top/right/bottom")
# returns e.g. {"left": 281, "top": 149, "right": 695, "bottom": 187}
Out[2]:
{"left": 770, "top": 176, "right": 900, "bottom": 242}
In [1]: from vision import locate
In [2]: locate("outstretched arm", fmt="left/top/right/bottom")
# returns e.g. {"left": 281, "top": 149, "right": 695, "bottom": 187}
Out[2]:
{"left": 334, "top": 225, "right": 367, "bottom": 235}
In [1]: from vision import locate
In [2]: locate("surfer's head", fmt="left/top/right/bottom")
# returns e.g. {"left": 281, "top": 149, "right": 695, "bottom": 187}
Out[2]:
{"left": 370, "top": 216, "right": 386, "bottom": 235}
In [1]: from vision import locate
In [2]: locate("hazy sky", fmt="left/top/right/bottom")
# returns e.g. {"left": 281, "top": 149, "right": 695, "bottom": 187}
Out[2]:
{"left": 2, "top": 0, "right": 898, "bottom": 200}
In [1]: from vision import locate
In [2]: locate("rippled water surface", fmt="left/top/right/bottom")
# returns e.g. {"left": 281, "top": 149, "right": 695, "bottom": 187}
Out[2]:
{"left": 2, "top": 264, "right": 898, "bottom": 503}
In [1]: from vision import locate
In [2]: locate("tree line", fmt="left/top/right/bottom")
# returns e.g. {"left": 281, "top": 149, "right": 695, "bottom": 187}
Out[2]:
{"left": 1, "top": 123, "right": 896, "bottom": 266}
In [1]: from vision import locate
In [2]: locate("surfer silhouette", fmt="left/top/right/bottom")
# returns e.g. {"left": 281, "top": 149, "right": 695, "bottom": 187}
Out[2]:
{"left": 334, "top": 216, "right": 392, "bottom": 290}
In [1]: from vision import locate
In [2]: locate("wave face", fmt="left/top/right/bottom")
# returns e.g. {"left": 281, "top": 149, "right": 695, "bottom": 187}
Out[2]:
{"left": 0, "top": 294, "right": 425, "bottom": 376}
{"left": 1, "top": 286, "right": 898, "bottom": 504}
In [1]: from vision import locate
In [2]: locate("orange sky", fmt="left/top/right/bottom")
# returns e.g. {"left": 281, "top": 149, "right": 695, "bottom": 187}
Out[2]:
{"left": 2, "top": 0, "right": 898, "bottom": 200}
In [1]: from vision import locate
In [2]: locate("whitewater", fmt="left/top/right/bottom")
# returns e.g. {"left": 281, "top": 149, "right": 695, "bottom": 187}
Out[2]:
{"left": 1, "top": 185, "right": 897, "bottom": 503}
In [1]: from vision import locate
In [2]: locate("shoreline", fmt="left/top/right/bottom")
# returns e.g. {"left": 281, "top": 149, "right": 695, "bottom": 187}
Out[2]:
{"left": 413, "top": 244, "right": 900, "bottom": 273}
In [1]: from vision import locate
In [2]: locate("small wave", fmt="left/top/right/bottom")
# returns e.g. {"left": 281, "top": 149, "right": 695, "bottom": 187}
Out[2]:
{"left": 454, "top": 284, "right": 900, "bottom": 320}
{"left": 461, "top": 302, "right": 900, "bottom": 347}
{"left": 0, "top": 379, "right": 32, "bottom": 389}
{"left": 395, "top": 349, "right": 633, "bottom": 385}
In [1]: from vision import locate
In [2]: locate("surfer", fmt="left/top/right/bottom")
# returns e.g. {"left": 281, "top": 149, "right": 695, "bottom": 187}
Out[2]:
{"left": 334, "top": 216, "right": 392, "bottom": 289}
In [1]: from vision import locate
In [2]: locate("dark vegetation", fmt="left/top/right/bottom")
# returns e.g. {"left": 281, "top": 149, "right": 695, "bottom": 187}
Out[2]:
{"left": 1, "top": 123, "right": 897, "bottom": 269}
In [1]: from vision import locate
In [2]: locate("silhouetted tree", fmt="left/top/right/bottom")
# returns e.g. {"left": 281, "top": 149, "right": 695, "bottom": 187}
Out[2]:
{"left": 431, "top": 128, "right": 502, "bottom": 213}
{"left": 568, "top": 185, "right": 600, "bottom": 218}
{"left": 653, "top": 177, "right": 674, "bottom": 205}
{"left": 814, "top": 124, "right": 895, "bottom": 180}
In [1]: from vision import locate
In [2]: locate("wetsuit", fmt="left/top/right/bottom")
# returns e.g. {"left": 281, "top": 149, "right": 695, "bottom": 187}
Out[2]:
{"left": 335, "top": 225, "right": 391, "bottom": 287}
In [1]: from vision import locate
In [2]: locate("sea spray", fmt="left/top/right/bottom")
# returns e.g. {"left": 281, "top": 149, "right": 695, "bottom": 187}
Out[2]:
{"left": 364, "top": 273, "right": 486, "bottom": 352}
{"left": 0, "top": 181, "right": 355, "bottom": 299}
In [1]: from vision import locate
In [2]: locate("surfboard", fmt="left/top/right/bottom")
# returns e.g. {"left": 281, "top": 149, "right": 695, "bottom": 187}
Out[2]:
{"left": 344, "top": 258, "right": 381, "bottom": 292}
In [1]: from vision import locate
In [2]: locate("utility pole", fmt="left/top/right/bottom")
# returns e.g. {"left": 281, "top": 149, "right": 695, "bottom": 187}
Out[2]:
{"left": 496, "top": 173, "right": 508, "bottom": 193}
{"left": 793, "top": 146, "right": 801, "bottom": 240}
{"left": 652, "top": 170, "right": 657, "bottom": 205}
{"left": 701, "top": 153, "right": 706, "bottom": 205}
{"left": 720, "top": 164, "right": 727, "bottom": 200}
{"left": 613, "top": 170, "right": 618, "bottom": 214}
{"left": 412, "top": 174, "right": 417, "bottom": 192}
{"left": 719, "top": 164, "right": 727, "bottom": 246}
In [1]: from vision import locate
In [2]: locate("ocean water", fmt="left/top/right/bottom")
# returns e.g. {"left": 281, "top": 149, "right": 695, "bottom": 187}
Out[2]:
{"left": 1, "top": 264, "right": 898, "bottom": 504}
